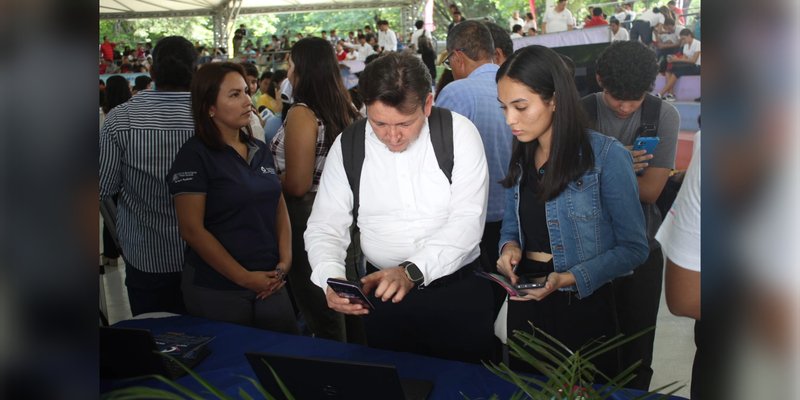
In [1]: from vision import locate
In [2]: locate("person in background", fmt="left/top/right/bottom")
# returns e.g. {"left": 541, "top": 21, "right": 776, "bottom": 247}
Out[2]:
{"left": 448, "top": 10, "right": 464, "bottom": 33}
{"left": 132, "top": 75, "right": 152, "bottom": 95}
{"left": 631, "top": 7, "right": 664, "bottom": 45}
{"left": 435, "top": 20, "right": 513, "bottom": 321}
{"left": 100, "top": 75, "right": 132, "bottom": 267}
{"left": 377, "top": 20, "right": 398, "bottom": 52}
{"left": 495, "top": 45, "right": 648, "bottom": 377}
{"left": 482, "top": 21, "right": 513, "bottom": 66}
{"left": 610, "top": 17, "right": 630, "bottom": 41}
{"left": 410, "top": 20, "right": 432, "bottom": 51}
{"left": 344, "top": 34, "right": 376, "bottom": 62}
{"left": 269, "top": 37, "right": 361, "bottom": 342}
{"left": 239, "top": 62, "right": 266, "bottom": 141}
{"left": 542, "top": 0, "right": 575, "bottom": 34}
{"left": 168, "top": 62, "right": 297, "bottom": 333}
{"left": 508, "top": 11, "right": 525, "bottom": 31}
{"left": 523, "top": 12, "right": 537, "bottom": 34}
{"left": 654, "top": 19, "right": 682, "bottom": 73}
{"left": 510, "top": 24, "right": 524, "bottom": 39}
{"left": 417, "top": 36, "right": 437, "bottom": 85}
{"left": 667, "top": 0, "right": 685, "bottom": 25}
{"left": 233, "top": 24, "right": 247, "bottom": 56}
{"left": 255, "top": 71, "right": 282, "bottom": 116}
{"left": 587, "top": 41, "right": 680, "bottom": 390}
{"left": 658, "top": 29, "right": 701, "bottom": 101}
{"left": 99, "top": 36, "right": 197, "bottom": 316}
{"left": 584, "top": 7, "right": 609, "bottom": 28}
{"left": 335, "top": 42, "right": 348, "bottom": 61}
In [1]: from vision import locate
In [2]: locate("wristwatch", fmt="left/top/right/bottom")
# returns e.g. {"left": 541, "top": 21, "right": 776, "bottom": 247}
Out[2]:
{"left": 400, "top": 261, "right": 424, "bottom": 287}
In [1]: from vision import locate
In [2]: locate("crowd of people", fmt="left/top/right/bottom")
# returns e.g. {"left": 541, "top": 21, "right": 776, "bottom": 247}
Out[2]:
{"left": 100, "top": 1, "right": 702, "bottom": 396}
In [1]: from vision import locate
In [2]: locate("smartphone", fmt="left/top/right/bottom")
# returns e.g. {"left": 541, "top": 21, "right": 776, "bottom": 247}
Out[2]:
{"left": 514, "top": 273, "right": 549, "bottom": 290}
{"left": 326, "top": 278, "right": 375, "bottom": 310}
{"left": 632, "top": 136, "right": 660, "bottom": 155}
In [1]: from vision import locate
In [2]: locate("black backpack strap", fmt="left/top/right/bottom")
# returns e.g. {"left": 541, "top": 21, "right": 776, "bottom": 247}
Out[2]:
{"left": 427, "top": 106, "right": 454, "bottom": 183}
{"left": 580, "top": 94, "right": 598, "bottom": 130}
{"left": 637, "top": 94, "right": 662, "bottom": 137}
{"left": 340, "top": 118, "right": 368, "bottom": 224}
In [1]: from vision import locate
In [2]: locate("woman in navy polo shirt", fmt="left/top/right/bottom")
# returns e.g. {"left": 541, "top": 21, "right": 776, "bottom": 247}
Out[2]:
{"left": 167, "top": 62, "right": 298, "bottom": 333}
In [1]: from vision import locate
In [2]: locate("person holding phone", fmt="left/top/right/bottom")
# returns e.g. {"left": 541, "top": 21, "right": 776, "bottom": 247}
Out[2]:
{"left": 495, "top": 45, "right": 648, "bottom": 378}
{"left": 583, "top": 41, "right": 680, "bottom": 390}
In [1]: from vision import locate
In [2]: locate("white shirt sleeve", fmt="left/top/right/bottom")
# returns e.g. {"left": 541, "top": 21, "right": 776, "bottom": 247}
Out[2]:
{"left": 306, "top": 136, "right": 356, "bottom": 291}
{"left": 656, "top": 133, "right": 701, "bottom": 271}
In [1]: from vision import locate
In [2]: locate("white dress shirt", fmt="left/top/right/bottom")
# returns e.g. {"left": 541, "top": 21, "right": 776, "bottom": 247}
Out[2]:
{"left": 344, "top": 42, "right": 375, "bottom": 61}
{"left": 306, "top": 112, "right": 489, "bottom": 290}
{"left": 378, "top": 29, "right": 398, "bottom": 52}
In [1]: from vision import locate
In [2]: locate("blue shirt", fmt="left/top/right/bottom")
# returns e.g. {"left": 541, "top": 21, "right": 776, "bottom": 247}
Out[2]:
{"left": 167, "top": 137, "right": 282, "bottom": 290}
{"left": 499, "top": 132, "right": 649, "bottom": 298}
{"left": 435, "top": 63, "right": 512, "bottom": 222}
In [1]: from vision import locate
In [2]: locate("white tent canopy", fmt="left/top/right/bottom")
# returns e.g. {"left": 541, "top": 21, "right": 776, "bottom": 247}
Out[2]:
{"left": 99, "top": 0, "right": 414, "bottom": 20}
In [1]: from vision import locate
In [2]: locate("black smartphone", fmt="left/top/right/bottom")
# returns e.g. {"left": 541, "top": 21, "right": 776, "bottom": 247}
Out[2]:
{"left": 326, "top": 278, "right": 375, "bottom": 310}
{"left": 514, "top": 273, "right": 549, "bottom": 290}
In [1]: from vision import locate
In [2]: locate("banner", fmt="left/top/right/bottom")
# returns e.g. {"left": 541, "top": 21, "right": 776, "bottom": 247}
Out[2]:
{"left": 424, "top": 0, "right": 436, "bottom": 32}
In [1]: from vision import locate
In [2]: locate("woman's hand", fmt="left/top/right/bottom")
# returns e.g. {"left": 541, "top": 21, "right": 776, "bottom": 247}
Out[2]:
{"left": 496, "top": 242, "right": 522, "bottom": 284}
{"left": 239, "top": 270, "right": 286, "bottom": 299}
{"left": 511, "top": 272, "right": 576, "bottom": 302}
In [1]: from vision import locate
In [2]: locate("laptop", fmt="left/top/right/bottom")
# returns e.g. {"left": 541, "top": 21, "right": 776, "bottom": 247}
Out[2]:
{"left": 100, "top": 327, "right": 213, "bottom": 380}
{"left": 245, "top": 352, "right": 433, "bottom": 400}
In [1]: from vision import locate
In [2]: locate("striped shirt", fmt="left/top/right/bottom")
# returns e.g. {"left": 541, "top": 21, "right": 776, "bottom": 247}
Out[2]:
{"left": 99, "top": 89, "right": 194, "bottom": 273}
{"left": 269, "top": 103, "right": 328, "bottom": 193}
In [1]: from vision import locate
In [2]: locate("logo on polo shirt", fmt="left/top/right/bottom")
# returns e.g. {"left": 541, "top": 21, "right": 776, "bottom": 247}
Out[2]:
{"left": 260, "top": 166, "right": 276, "bottom": 175}
{"left": 172, "top": 171, "right": 197, "bottom": 183}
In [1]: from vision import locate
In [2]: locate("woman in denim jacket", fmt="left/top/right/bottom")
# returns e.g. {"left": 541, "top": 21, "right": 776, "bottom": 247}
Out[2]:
{"left": 495, "top": 45, "right": 649, "bottom": 377}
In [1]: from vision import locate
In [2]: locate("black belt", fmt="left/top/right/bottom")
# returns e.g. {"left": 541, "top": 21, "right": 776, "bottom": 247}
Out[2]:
{"left": 366, "top": 260, "right": 478, "bottom": 289}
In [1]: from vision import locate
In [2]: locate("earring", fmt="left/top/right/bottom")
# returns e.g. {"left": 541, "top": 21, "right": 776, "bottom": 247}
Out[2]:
{"left": 209, "top": 112, "right": 215, "bottom": 118}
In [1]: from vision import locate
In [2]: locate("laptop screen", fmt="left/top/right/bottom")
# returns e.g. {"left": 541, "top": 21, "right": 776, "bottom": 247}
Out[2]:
{"left": 245, "top": 352, "right": 431, "bottom": 400}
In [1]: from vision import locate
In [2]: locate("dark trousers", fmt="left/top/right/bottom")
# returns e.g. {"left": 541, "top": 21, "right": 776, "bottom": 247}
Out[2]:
{"left": 631, "top": 20, "right": 653, "bottom": 44}
{"left": 691, "top": 319, "right": 706, "bottom": 399}
{"left": 507, "top": 283, "right": 620, "bottom": 379}
{"left": 182, "top": 263, "right": 299, "bottom": 334}
{"left": 363, "top": 261, "right": 495, "bottom": 364}
{"left": 285, "top": 194, "right": 349, "bottom": 342}
{"left": 613, "top": 247, "right": 664, "bottom": 390}
{"left": 479, "top": 221, "right": 506, "bottom": 318}
{"left": 657, "top": 46, "right": 682, "bottom": 73}
{"left": 124, "top": 264, "right": 186, "bottom": 316}
{"left": 102, "top": 194, "right": 119, "bottom": 259}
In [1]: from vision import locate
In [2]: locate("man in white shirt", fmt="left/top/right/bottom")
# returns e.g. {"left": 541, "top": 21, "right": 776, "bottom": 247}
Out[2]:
{"left": 305, "top": 52, "right": 495, "bottom": 364}
{"left": 631, "top": 6, "right": 665, "bottom": 45}
{"left": 409, "top": 20, "right": 432, "bottom": 50}
{"left": 610, "top": 17, "right": 630, "bottom": 41}
{"left": 508, "top": 11, "right": 525, "bottom": 31}
{"left": 343, "top": 34, "right": 375, "bottom": 62}
{"left": 377, "top": 20, "right": 398, "bottom": 52}
{"left": 542, "top": 0, "right": 575, "bottom": 34}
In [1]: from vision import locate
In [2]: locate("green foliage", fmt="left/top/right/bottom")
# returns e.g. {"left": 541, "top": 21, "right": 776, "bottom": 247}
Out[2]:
{"left": 484, "top": 326, "right": 682, "bottom": 400}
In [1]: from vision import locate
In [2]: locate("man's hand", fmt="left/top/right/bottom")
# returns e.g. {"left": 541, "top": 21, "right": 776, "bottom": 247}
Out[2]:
{"left": 325, "top": 285, "right": 370, "bottom": 315}
{"left": 361, "top": 267, "right": 414, "bottom": 304}
{"left": 629, "top": 148, "right": 654, "bottom": 173}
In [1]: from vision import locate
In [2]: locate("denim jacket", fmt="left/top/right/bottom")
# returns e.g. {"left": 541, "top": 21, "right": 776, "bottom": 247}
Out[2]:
{"left": 498, "top": 131, "right": 649, "bottom": 298}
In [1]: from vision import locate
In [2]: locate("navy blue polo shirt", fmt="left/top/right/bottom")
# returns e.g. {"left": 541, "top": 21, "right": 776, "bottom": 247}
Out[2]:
{"left": 167, "top": 136, "right": 282, "bottom": 290}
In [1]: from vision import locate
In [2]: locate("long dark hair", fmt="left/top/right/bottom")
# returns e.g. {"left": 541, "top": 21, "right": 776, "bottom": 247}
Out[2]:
{"left": 289, "top": 37, "right": 360, "bottom": 150}
{"left": 496, "top": 45, "right": 594, "bottom": 201}
{"left": 191, "top": 62, "right": 253, "bottom": 150}
{"left": 103, "top": 75, "right": 132, "bottom": 114}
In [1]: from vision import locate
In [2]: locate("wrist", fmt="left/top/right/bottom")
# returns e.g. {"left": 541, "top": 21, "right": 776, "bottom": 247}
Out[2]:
{"left": 501, "top": 241, "right": 521, "bottom": 254}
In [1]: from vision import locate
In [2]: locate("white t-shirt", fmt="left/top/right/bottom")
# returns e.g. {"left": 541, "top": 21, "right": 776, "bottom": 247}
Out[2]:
{"left": 508, "top": 16, "right": 525, "bottom": 30}
{"left": 611, "top": 27, "right": 630, "bottom": 41}
{"left": 682, "top": 39, "right": 702, "bottom": 66}
{"left": 656, "top": 132, "right": 701, "bottom": 272}
{"left": 510, "top": 33, "right": 523, "bottom": 39}
{"left": 637, "top": 9, "right": 665, "bottom": 27}
{"left": 410, "top": 28, "right": 432, "bottom": 49}
{"left": 523, "top": 20, "right": 537, "bottom": 33}
{"left": 543, "top": 7, "right": 575, "bottom": 33}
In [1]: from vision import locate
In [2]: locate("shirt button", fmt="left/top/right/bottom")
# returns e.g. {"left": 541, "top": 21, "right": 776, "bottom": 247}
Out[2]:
{"left": 576, "top": 179, "right": 583, "bottom": 186}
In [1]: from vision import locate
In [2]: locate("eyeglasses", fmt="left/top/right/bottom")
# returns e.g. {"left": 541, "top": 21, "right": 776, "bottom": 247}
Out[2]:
{"left": 443, "top": 48, "right": 466, "bottom": 70}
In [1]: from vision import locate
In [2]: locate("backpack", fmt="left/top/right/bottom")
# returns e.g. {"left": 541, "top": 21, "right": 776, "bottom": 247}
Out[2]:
{"left": 581, "top": 92, "right": 662, "bottom": 138}
{"left": 340, "top": 106, "right": 454, "bottom": 224}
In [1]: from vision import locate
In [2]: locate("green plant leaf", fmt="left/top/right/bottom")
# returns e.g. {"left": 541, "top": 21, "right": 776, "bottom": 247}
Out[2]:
{"left": 238, "top": 387, "right": 255, "bottom": 400}
{"left": 262, "top": 360, "right": 295, "bottom": 400}
{"left": 237, "top": 375, "right": 277, "bottom": 400}
{"left": 102, "top": 386, "right": 186, "bottom": 400}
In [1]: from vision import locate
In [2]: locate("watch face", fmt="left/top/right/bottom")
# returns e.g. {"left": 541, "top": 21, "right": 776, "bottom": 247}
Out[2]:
{"left": 405, "top": 264, "right": 424, "bottom": 283}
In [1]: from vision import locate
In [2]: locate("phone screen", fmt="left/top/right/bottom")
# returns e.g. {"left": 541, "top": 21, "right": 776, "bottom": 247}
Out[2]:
{"left": 327, "top": 278, "right": 375, "bottom": 310}
{"left": 514, "top": 274, "right": 548, "bottom": 290}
